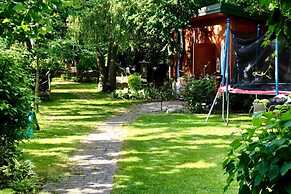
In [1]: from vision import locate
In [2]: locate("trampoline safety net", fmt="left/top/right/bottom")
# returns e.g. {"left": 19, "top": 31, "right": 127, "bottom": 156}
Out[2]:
{"left": 232, "top": 33, "right": 291, "bottom": 91}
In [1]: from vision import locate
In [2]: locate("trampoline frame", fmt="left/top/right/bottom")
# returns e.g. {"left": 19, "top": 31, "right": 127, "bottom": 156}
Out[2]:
{"left": 206, "top": 17, "right": 290, "bottom": 124}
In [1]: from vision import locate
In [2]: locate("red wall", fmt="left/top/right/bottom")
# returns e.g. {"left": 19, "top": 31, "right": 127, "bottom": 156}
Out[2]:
{"left": 170, "top": 13, "right": 263, "bottom": 79}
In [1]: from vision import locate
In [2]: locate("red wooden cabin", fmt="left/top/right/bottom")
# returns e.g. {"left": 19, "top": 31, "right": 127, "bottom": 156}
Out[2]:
{"left": 169, "top": 3, "right": 265, "bottom": 79}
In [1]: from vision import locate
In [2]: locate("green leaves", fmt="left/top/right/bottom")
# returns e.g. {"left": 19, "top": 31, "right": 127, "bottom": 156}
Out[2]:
{"left": 39, "top": 26, "right": 54, "bottom": 36}
{"left": 13, "top": 3, "right": 26, "bottom": 13}
{"left": 280, "top": 162, "right": 291, "bottom": 176}
{"left": 224, "top": 105, "right": 291, "bottom": 193}
{"left": 20, "top": 21, "right": 30, "bottom": 32}
{"left": 259, "top": 0, "right": 271, "bottom": 7}
{"left": 252, "top": 112, "right": 264, "bottom": 127}
{"left": 230, "top": 138, "right": 242, "bottom": 149}
{"left": 0, "top": 0, "right": 65, "bottom": 44}
{"left": 0, "top": 41, "right": 33, "bottom": 144}
{"left": 181, "top": 76, "right": 216, "bottom": 113}
{"left": 2, "top": 18, "right": 10, "bottom": 24}
{"left": 238, "top": 184, "right": 251, "bottom": 194}
{"left": 268, "top": 163, "right": 280, "bottom": 181}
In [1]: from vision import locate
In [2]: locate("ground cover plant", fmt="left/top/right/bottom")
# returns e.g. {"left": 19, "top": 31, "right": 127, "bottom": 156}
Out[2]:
{"left": 224, "top": 104, "right": 291, "bottom": 193}
{"left": 0, "top": 42, "right": 38, "bottom": 192}
{"left": 113, "top": 74, "right": 176, "bottom": 103}
{"left": 20, "top": 80, "right": 134, "bottom": 186}
{"left": 181, "top": 76, "right": 216, "bottom": 113}
{"left": 112, "top": 113, "right": 251, "bottom": 194}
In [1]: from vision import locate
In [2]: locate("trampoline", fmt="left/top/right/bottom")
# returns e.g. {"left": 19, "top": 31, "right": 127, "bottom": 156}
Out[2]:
{"left": 206, "top": 17, "right": 291, "bottom": 124}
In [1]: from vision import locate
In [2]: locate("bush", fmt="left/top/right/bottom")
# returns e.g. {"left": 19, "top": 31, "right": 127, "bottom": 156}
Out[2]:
{"left": 1, "top": 159, "right": 38, "bottom": 193}
{"left": 145, "top": 83, "right": 176, "bottom": 102}
{"left": 181, "top": 76, "right": 216, "bottom": 113}
{"left": 0, "top": 42, "right": 37, "bottom": 192}
{"left": 224, "top": 104, "right": 291, "bottom": 193}
{"left": 112, "top": 88, "right": 146, "bottom": 100}
{"left": 0, "top": 44, "right": 33, "bottom": 145}
{"left": 112, "top": 82, "right": 176, "bottom": 102}
{"left": 128, "top": 73, "right": 142, "bottom": 91}
{"left": 112, "top": 88, "right": 130, "bottom": 99}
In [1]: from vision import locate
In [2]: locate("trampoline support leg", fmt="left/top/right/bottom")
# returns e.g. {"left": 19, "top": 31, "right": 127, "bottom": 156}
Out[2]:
{"left": 275, "top": 38, "right": 279, "bottom": 95}
{"left": 226, "top": 92, "right": 230, "bottom": 126}
{"left": 222, "top": 91, "right": 225, "bottom": 122}
{"left": 205, "top": 91, "right": 220, "bottom": 123}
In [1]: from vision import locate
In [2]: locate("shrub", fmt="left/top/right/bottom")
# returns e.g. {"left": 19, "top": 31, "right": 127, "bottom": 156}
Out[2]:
{"left": 112, "top": 82, "right": 176, "bottom": 102}
{"left": 0, "top": 42, "right": 37, "bottom": 192}
{"left": 143, "top": 86, "right": 159, "bottom": 100}
{"left": 128, "top": 73, "right": 142, "bottom": 91}
{"left": 1, "top": 159, "right": 38, "bottom": 193}
{"left": 181, "top": 76, "right": 216, "bottom": 113}
{"left": 0, "top": 44, "right": 33, "bottom": 145}
{"left": 112, "top": 88, "right": 146, "bottom": 100}
{"left": 224, "top": 104, "right": 291, "bottom": 193}
{"left": 146, "top": 83, "right": 176, "bottom": 102}
{"left": 112, "top": 88, "right": 130, "bottom": 99}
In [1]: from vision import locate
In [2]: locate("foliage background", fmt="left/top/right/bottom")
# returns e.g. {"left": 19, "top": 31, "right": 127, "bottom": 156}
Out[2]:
{"left": 224, "top": 104, "right": 291, "bottom": 193}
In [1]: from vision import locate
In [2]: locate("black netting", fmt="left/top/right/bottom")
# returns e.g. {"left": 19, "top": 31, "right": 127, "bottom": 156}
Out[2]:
{"left": 232, "top": 33, "right": 291, "bottom": 91}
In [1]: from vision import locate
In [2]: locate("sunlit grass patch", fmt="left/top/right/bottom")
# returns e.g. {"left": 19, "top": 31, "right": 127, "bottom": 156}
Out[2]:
{"left": 20, "top": 80, "right": 135, "bottom": 183}
{"left": 113, "top": 113, "right": 251, "bottom": 194}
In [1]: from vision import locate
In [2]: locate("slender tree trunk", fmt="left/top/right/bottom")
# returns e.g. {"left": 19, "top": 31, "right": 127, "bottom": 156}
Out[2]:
{"left": 102, "top": 39, "right": 115, "bottom": 92}
{"left": 102, "top": 48, "right": 110, "bottom": 92}
{"left": 34, "top": 56, "right": 40, "bottom": 112}
{"left": 97, "top": 52, "right": 106, "bottom": 91}
{"left": 108, "top": 43, "right": 117, "bottom": 91}
{"left": 108, "top": 62, "right": 117, "bottom": 91}
{"left": 96, "top": 50, "right": 108, "bottom": 92}
{"left": 96, "top": 49, "right": 101, "bottom": 87}
{"left": 101, "top": 65, "right": 109, "bottom": 92}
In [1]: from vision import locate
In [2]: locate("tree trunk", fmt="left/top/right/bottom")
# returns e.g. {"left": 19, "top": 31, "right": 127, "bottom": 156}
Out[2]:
{"left": 108, "top": 44, "right": 117, "bottom": 92}
{"left": 96, "top": 49, "right": 102, "bottom": 88}
{"left": 108, "top": 62, "right": 117, "bottom": 91}
{"left": 34, "top": 56, "right": 40, "bottom": 112}
{"left": 102, "top": 40, "right": 116, "bottom": 92}
{"left": 102, "top": 65, "right": 109, "bottom": 92}
{"left": 96, "top": 50, "right": 108, "bottom": 92}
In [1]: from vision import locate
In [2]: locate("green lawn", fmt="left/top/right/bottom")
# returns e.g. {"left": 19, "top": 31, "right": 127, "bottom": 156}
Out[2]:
{"left": 16, "top": 80, "right": 251, "bottom": 193}
{"left": 112, "top": 113, "right": 251, "bottom": 194}
{"left": 20, "top": 80, "right": 134, "bottom": 183}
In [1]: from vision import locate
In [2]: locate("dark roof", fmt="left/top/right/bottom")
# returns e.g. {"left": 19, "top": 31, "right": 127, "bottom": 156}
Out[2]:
{"left": 198, "top": 3, "right": 266, "bottom": 21}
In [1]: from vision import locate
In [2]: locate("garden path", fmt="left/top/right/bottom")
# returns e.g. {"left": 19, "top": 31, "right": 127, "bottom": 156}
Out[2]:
{"left": 43, "top": 101, "right": 184, "bottom": 194}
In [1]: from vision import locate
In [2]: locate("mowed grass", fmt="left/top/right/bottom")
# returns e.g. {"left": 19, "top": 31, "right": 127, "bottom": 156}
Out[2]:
{"left": 112, "top": 113, "right": 251, "bottom": 194}
{"left": 20, "top": 80, "right": 134, "bottom": 183}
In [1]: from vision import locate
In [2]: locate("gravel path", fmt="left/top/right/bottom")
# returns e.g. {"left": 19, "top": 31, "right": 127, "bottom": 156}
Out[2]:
{"left": 43, "top": 101, "right": 184, "bottom": 194}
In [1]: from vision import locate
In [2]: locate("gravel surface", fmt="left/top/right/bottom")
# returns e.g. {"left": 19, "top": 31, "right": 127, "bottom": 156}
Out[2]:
{"left": 43, "top": 101, "right": 184, "bottom": 194}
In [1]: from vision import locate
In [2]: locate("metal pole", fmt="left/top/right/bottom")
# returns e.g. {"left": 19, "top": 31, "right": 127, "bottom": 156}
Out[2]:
{"left": 207, "top": 17, "right": 231, "bottom": 123}
{"left": 206, "top": 91, "right": 220, "bottom": 123}
{"left": 224, "top": 17, "right": 231, "bottom": 123}
{"left": 225, "top": 18, "right": 230, "bottom": 94}
{"left": 222, "top": 91, "right": 225, "bottom": 121}
{"left": 275, "top": 38, "right": 279, "bottom": 95}
{"left": 256, "top": 24, "right": 260, "bottom": 73}
{"left": 226, "top": 92, "right": 230, "bottom": 125}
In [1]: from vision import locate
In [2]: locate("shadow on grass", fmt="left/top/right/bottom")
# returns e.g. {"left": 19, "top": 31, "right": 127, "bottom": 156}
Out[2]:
{"left": 52, "top": 81, "right": 98, "bottom": 90}
{"left": 21, "top": 81, "right": 134, "bottom": 182}
{"left": 112, "top": 114, "right": 250, "bottom": 194}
